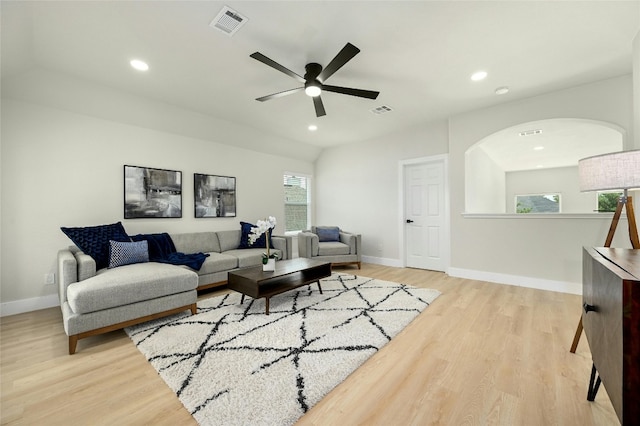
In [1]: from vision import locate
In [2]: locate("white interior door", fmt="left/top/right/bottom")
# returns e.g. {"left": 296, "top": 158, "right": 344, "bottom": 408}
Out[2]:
{"left": 404, "top": 159, "right": 446, "bottom": 271}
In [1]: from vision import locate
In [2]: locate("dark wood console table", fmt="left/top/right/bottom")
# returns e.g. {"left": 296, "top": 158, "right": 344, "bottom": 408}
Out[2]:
{"left": 582, "top": 247, "right": 640, "bottom": 424}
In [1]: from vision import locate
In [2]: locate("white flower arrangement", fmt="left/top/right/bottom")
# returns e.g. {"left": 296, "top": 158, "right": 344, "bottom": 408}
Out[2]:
{"left": 248, "top": 216, "right": 279, "bottom": 262}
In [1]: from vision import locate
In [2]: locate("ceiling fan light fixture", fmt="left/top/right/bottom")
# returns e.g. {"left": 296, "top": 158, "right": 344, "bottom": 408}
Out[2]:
{"left": 304, "top": 82, "right": 322, "bottom": 97}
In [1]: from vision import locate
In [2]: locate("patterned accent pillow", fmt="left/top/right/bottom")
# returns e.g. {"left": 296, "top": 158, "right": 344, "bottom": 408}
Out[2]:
{"left": 108, "top": 240, "right": 149, "bottom": 268}
{"left": 238, "top": 221, "right": 272, "bottom": 249}
{"left": 60, "top": 222, "right": 130, "bottom": 269}
{"left": 316, "top": 226, "right": 340, "bottom": 242}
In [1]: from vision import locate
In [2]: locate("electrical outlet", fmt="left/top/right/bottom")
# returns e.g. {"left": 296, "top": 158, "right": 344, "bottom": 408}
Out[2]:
{"left": 44, "top": 273, "right": 55, "bottom": 285}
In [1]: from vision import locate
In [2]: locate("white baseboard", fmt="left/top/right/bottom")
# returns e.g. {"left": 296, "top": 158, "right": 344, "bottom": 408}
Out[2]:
{"left": 1, "top": 293, "right": 60, "bottom": 317}
{"left": 448, "top": 267, "right": 582, "bottom": 295}
{"left": 361, "top": 255, "right": 403, "bottom": 268}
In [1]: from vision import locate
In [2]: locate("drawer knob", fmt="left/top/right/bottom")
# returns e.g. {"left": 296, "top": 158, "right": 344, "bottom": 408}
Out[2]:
{"left": 583, "top": 303, "right": 597, "bottom": 314}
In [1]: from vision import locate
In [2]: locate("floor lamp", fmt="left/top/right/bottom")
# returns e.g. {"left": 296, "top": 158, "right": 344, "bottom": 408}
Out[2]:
{"left": 569, "top": 149, "right": 640, "bottom": 353}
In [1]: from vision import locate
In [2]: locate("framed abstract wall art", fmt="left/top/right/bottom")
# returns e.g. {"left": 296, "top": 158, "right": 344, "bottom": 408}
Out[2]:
{"left": 124, "top": 165, "right": 182, "bottom": 219}
{"left": 194, "top": 173, "right": 236, "bottom": 218}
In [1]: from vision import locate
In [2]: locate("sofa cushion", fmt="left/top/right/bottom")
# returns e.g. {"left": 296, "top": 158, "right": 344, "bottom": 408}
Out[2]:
{"left": 171, "top": 232, "right": 221, "bottom": 254}
{"left": 224, "top": 248, "right": 283, "bottom": 268}
{"left": 197, "top": 252, "right": 238, "bottom": 275}
{"left": 61, "top": 222, "right": 130, "bottom": 270}
{"left": 67, "top": 262, "right": 197, "bottom": 314}
{"left": 316, "top": 226, "right": 340, "bottom": 242}
{"left": 217, "top": 229, "right": 242, "bottom": 252}
{"left": 108, "top": 240, "right": 149, "bottom": 268}
{"left": 318, "top": 241, "right": 350, "bottom": 256}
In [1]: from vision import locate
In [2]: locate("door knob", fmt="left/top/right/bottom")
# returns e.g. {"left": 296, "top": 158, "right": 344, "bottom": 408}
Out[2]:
{"left": 583, "top": 303, "right": 596, "bottom": 314}
{"left": 406, "top": 219, "right": 414, "bottom": 223}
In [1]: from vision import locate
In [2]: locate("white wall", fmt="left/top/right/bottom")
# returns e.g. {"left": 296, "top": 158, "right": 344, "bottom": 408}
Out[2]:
{"left": 465, "top": 145, "right": 506, "bottom": 213}
{"left": 449, "top": 75, "right": 635, "bottom": 289}
{"left": 0, "top": 99, "right": 313, "bottom": 308}
{"left": 315, "top": 120, "right": 449, "bottom": 264}
{"left": 505, "top": 166, "right": 595, "bottom": 214}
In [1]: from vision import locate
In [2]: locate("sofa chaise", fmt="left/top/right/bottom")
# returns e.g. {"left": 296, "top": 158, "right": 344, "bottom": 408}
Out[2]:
{"left": 58, "top": 227, "right": 292, "bottom": 354}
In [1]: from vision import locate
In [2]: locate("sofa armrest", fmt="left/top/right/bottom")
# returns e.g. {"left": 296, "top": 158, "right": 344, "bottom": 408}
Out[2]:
{"left": 75, "top": 251, "right": 97, "bottom": 281}
{"left": 271, "top": 235, "right": 292, "bottom": 260}
{"left": 298, "top": 231, "right": 319, "bottom": 258}
{"left": 57, "top": 249, "right": 77, "bottom": 305}
{"left": 340, "top": 231, "right": 362, "bottom": 258}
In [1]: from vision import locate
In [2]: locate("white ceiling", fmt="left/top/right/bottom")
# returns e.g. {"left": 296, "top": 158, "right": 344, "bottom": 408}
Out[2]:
{"left": 472, "top": 118, "right": 625, "bottom": 172}
{"left": 2, "top": 1, "right": 639, "bottom": 151}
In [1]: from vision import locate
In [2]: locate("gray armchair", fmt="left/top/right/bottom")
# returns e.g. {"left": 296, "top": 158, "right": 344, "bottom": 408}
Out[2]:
{"left": 298, "top": 226, "right": 361, "bottom": 269}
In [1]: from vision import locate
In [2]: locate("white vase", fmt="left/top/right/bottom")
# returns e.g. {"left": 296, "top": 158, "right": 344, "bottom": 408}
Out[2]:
{"left": 263, "top": 258, "right": 276, "bottom": 271}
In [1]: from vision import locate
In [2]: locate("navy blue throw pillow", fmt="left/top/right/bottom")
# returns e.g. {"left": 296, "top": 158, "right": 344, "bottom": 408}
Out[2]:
{"left": 238, "top": 221, "right": 273, "bottom": 249}
{"left": 61, "top": 222, "right": 130, "bottom": 269}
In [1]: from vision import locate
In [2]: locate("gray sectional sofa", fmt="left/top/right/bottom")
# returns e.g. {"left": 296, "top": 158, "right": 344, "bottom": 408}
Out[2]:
{"left": 58, "top": 230, "right": 291, "bottom": 354}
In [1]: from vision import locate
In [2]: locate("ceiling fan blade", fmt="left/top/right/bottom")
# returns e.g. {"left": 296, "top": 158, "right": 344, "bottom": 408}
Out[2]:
{"left": 313, "top": 96, "right": 326, "bottom": 117}
{"left": 317, "top": 42, "right": 360, "bottom": 82}
{"left": 322, "top": 85, "right": 379, "bottom": 100}
{"left": 250, "top": 52, "right": 305, "bottom": 83}
{"left": 256, "top": 87, "right": 303, "bottom": 102}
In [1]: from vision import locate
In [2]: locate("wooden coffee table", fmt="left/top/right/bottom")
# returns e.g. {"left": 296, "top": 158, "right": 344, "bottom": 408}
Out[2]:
{"left": 227, "top": 258, "right": 332, "bottom": 314}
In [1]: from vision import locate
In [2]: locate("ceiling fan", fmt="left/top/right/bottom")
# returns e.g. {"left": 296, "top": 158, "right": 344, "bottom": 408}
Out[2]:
{"left": 250, "top": 42, "right": 380, "bottom": 117}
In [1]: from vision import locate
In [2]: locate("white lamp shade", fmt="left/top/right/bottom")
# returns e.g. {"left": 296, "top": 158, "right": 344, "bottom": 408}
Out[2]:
{"left": 578, "top": 149, "right": 640, "bottom": 192}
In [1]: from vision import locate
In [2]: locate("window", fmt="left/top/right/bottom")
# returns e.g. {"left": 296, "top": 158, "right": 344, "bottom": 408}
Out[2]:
{"left": 596, "top": 191, "right": 622, "bottom": 212}
{"left": 284, "top": 174, "right": 310, "bottom": 232}
{"left": 515, "top": 193, "right": 561, "bottom": 214}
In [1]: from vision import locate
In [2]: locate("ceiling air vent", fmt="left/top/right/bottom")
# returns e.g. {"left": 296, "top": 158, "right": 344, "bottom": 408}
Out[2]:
{"left": 210, "top": 6, "right": 248, "bottom": 36}
{"left": 519, "top": 129, "right": 543, "bottom": 137}
{"left": 371, "top": 105, "right": 393, "bottom": 115}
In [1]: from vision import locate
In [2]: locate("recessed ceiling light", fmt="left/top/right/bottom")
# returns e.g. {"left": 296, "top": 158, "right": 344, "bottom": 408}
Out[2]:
{"left": 495, "top": 86, "right": 509, "bottom": 95}
{"left": 534, "top": 146, "right": 545, "bottom": 151}
{"left": 308, "top": 125, "right": 317, "bottom": 131}
{"left": 471, "top": 71, "right": 487, "bottom": 81}
{"left": 130, "top": 59, "right": 149, "bottom": 71}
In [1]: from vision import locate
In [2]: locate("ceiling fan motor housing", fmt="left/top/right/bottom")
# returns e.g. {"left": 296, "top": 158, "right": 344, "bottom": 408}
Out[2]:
{"left": 304, "top": 63, "right": 323, "bottom": 96}
{"left": 304, "top": 63, "right": 323, "bottom": 81}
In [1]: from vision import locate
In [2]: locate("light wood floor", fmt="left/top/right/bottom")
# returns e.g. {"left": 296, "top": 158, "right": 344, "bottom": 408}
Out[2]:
{"left": 1, "top": 264, "right": 618, "bottom": 425}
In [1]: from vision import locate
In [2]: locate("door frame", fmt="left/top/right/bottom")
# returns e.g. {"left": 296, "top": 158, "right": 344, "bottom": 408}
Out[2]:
{"left": 398, "top": 154, "right": 451, "bottom": 272}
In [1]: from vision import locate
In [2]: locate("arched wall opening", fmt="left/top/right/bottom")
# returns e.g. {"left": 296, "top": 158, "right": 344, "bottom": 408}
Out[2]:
{"left": 465, "top": 118, "right": 625, "bottom": 214}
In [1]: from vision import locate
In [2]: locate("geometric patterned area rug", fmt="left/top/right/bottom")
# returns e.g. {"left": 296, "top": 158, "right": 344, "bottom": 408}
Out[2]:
{"left": 125, "top": 273, "right": 440, "bottom": 426}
